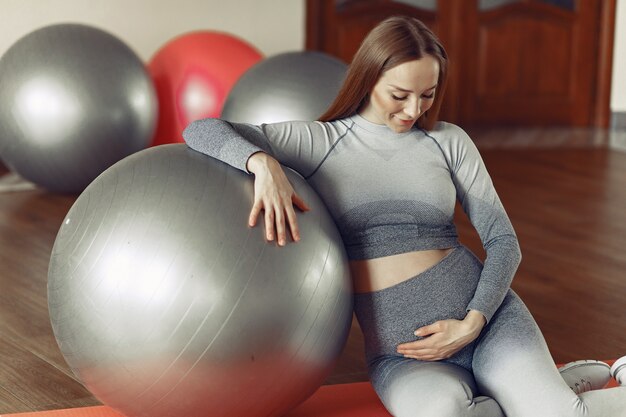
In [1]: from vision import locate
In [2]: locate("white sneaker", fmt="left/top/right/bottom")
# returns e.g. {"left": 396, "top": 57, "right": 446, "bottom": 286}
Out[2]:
{"left": 559, "top": 359, "right": 611, "bottom": 395}
{"left": 610, "top": 356, "right": 626, "bottom": 386}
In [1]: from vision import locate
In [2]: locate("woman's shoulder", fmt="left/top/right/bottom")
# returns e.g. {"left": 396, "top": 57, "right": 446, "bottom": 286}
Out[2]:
{"left": 426, "top": 121, "right": 470, "bottom": 139}
{"left": 420, "top": 121, "right": 482, "bottom": 163}
{"left": 260, "top": 118, "right": 350, "bottom": 148}
{"left": 423, "top": 121, "right": 477, "bottom": 149}
{"left": 262, "top": 118, "right": 345, "bottom": 131}
{"left": 260, "top": 119, "right": 329, "bottom": 136}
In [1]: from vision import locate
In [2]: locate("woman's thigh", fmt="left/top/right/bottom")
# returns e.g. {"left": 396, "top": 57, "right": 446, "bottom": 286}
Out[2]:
{"left": 473, "top": 291, "right": 591, "bottom": 417}
{"left": 369, "top": 356, "right": 505, "bottom": 417}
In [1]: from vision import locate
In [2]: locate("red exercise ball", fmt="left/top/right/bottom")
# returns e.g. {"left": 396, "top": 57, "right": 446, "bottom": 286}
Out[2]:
{"left": 148, "top": 31, "right": 262, "bottom": 146}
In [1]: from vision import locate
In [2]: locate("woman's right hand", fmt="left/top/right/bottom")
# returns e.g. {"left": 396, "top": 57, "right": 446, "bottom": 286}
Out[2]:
{"left": 246, "top": 152, "right": 310, "bottom": 246}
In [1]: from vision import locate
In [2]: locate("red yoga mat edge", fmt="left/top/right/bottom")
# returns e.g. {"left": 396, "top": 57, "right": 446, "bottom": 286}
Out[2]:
{"left": 2, "top": 361, "right": 619, "bottom": 417}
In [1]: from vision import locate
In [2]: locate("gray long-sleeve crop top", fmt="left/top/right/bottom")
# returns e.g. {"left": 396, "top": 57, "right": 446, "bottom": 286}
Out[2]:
{"left": 182, "top": 114, "right": 521, "bottom": 323}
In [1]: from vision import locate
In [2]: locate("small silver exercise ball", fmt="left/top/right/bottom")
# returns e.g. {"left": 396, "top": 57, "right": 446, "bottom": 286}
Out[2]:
{"left": 0, "top": 23, "right": 156, "bottom": 193}
{"left": 48, "top": 144, "right": 352, "bottom": 417}
{"left": 221, "top": 51, "right": 347, "bottom": 124}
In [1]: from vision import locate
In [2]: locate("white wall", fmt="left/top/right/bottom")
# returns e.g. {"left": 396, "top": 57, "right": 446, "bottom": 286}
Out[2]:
{"left": 0, "top": 0, "right": 305, "bottom": 62}
{"left": 611, "top": 0, "right": 626, "bottom": 112}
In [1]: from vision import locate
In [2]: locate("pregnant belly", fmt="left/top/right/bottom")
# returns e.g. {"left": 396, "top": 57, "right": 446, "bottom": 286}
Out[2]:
{"left": 352, "top": 246, "right": 483, "bottom": 363}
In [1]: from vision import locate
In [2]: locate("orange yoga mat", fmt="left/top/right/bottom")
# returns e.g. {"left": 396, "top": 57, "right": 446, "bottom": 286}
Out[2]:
{"left": 2, "top": 362, "right": 619, "bottom": 417}
{"left": 0, "top": 382, "right": 388, "bottom": 417}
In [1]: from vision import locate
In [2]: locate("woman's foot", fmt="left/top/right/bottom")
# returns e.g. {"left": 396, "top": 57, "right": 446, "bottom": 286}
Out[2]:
{"left": 558, "top": 359, "right": 611, "bottom": 394}
{"left": 610, "top": 356, "right": 626, "bottom": 385}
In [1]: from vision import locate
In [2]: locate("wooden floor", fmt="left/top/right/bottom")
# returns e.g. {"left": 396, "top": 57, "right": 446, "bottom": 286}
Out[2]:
{"left": 1, "top": 128, "right": 625, "bottom": 413}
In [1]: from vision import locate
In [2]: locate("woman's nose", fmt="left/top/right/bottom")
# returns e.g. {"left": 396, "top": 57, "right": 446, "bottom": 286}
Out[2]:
{"left": 404, "top": 99, "right": 421, "bottom": 119}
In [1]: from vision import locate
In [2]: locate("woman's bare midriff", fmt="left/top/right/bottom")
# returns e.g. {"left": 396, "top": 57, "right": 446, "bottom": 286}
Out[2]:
{"left": 350, "top": 248, "right": 454, "bottom": 294}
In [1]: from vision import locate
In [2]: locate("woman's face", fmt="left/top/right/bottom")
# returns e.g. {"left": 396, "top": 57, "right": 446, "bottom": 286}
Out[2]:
{"left": 360, "top": 56, "right": 439, "bottom": 133}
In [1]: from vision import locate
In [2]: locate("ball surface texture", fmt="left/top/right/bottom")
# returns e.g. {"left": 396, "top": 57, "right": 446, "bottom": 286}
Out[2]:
{"left": 0, "top": 24, "right": 156, "bottom": 193}
{"left": 48, "top": 144, "right": 352, "bottom": 417}
{"left": 221, "top": 51, "right": 347, "bottom": 124}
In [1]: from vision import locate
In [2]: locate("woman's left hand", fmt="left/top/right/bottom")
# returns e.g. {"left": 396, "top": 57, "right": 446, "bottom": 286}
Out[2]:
{"left": 397, "top": 311, "right": 486, "bottom": 361}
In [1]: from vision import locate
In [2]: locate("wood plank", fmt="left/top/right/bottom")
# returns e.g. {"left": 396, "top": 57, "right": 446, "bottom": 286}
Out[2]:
{"left": 0, "top": 387, "right": 31, "bottom": 415}
{"left": 476, "top": 146, "right": 626, "bottom": 363}
{"left": 324, "top": 317, "right": 368, "bottom": 384}
{"left": 0, "top": 189, "right": 78, "bottom": 378}
{"left": 0, "top": 336, "right": 98, "bottom": 413}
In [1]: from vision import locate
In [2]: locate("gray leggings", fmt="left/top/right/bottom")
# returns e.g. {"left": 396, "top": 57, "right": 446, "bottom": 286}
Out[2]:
{"left": 354, "top": 246, "right": 626, "bottom": 417}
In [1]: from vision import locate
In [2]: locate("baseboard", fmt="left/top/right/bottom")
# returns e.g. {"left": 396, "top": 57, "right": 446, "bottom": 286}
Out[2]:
{"left": 610, "top": 111, "right": 626, "bottom": 152}
{"left": 611, "top": 111, "right": 626, "bottom": 130}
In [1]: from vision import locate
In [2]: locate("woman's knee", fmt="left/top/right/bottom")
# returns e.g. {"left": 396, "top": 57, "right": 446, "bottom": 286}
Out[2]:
{"left": 375, "top": 361, "right": 498, "bottom": 417}
{"left": 387, "top": 378, "right": 497, "bottom": 417}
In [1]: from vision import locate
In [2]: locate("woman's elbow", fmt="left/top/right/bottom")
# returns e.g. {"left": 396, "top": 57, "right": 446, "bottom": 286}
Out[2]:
{"left": 510, "top": 236, "right": 522, "bottom": 267}
{"left": 486, "top": 234, "right": 522, "bottom": 266}
{"left": 515, "top": 246, "right": 522, "bottom": 267}
{"left": 182, "top": 119, "right": 203, "bottom": 147}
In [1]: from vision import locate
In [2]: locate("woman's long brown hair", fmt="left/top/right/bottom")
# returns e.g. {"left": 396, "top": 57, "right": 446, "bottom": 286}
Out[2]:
{"left": 318, "top": 16, "right": 448, "bottom": 131}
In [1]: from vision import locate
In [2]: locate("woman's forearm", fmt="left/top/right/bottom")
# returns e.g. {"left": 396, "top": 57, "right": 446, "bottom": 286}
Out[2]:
{"left": 182, "top": 118, "right": 269, "bottom": 172}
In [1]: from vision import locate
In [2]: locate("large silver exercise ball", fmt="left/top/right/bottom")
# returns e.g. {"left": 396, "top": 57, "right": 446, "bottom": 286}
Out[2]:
{"left": 0, "top": 24, "right": 156, "bottom": 193}
{"left": 48, "top": 144, "right": 352, "bottom": 417}
{"left": 221, "top": 51, "right": 347, "bottom": 124}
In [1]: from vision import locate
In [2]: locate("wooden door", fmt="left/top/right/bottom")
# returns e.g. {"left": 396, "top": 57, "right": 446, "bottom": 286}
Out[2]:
{"left": 306, "top": 0, "right": 616, "bottom": 127}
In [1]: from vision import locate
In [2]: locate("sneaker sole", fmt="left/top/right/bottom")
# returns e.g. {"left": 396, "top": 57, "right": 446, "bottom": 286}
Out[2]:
{"left": 610, "top": 356, "right": 626, "bottom": 384}
{"left": 559, "top": 359, "right": 611, "bottom": 374}
{"left": 559, "top": 359, "right": 611, "bottom": 392}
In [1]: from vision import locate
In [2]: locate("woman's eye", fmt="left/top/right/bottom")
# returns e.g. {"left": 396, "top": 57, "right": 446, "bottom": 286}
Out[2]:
{"left": 422, "top": 93, "right": 435, "bottom": 99}
{"left": 392, "top": 95, "right": 408, "bottom": 101}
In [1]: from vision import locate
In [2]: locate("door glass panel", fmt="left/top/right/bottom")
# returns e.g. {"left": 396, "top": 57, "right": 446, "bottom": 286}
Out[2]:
{"left": 539, "top": 0, "right": 575, "bottom": 11}
{"left": 336, "top": 0, "right": 438, "bottom": 11}
{"left": 392, "top": 0, "right": 437, "bottom": 11}
{"left": 479, "top": 0, "right": 520, "bottom": 10}
{"left": 479, "top": 0, "right": 576, "bottom": 10}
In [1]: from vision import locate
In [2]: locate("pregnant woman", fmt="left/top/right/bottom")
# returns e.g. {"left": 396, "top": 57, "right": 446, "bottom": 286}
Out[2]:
{"left": 183, "top": 16, "right": 626, "bottom": 416}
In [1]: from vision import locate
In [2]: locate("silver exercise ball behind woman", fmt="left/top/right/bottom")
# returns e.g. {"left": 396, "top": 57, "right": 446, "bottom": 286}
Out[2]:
{"left": 47, "top": 144, "right": 352, "bottom": 417}
{"left": 0, "top": 24, "right": 156, "bottom": 193}
{"left": 221, "top": 51, "right": 347, "bottom": 124}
